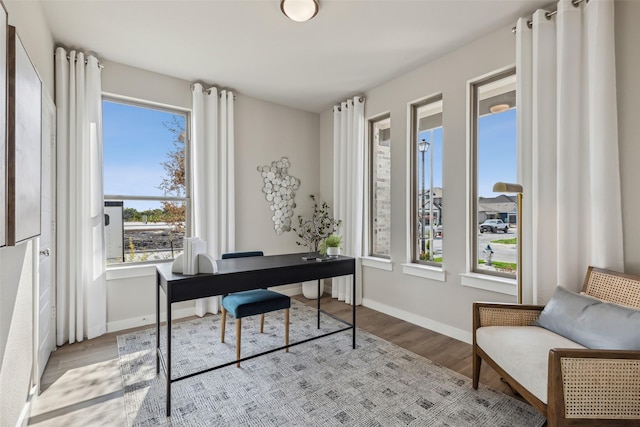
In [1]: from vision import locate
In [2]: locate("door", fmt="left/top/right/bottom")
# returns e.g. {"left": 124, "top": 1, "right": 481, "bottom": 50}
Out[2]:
{"left": 36, "top": 91, "right": 56, "bottom": 386}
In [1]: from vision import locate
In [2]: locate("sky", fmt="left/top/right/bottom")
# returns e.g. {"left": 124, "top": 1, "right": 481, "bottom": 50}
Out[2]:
{"left": 103, "top": 101, "right": 516, "bottom": 212}
{"left": 103, "top": 100, "right": 186, "bottom": 211}
{"left": 417, "top": 108, "right": 516, "bottom": 198}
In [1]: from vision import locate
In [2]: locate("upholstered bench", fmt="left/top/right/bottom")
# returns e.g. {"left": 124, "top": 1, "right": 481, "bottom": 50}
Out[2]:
{"left": 220, "top": 251, "right": 291, "bottom": 367}
{"left": 472, "top": 266, "right": 640, "bottom": 426}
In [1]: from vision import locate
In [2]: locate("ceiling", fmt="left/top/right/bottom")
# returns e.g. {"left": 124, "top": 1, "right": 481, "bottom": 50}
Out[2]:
{"left": 39, "top": 0, "right": 550, "bottom": 113}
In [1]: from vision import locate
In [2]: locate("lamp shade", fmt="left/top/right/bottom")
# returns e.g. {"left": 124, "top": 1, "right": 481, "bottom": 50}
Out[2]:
{"left": 492, "top": 182, "right": 523, "bottom": 193}
{"left": 281, "top": 0, "right": 319, "bottom": 22}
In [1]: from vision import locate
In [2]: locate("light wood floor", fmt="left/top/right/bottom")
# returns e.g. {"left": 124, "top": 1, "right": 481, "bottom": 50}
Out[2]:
{"left": 28, "top": 294, "right": 521, "bottom": 426}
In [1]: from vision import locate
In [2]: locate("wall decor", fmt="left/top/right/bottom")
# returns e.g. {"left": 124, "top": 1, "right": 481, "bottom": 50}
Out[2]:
{"left": 6, "top": 25, "right": 42, "bottom": 246}
{"left": 257, "top": 157, "right": 300, "bottom": 235}
{"left": 0, "top": 5, "right": 7, "bottom": 247}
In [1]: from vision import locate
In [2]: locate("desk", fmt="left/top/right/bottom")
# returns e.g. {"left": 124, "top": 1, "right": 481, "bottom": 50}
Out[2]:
{"left": 156, "top": 253, "right": 356, "bottom": 416}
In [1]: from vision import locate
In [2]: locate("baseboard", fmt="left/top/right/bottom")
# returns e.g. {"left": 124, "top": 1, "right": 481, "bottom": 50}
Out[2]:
{"left": 106, "top": 284, "right": 304, "bottom": 333}
{"left": 17, "top": 385, "right": 36, "bottom": 427}
{"left": 106, "top": 306, "right": 197, "bottom": 333}
{"left": 362, "top": 298, "right": 472, "bottom": 344}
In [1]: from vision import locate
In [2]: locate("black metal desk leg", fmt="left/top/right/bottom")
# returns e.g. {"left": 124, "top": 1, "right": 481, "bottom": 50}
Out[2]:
{"left": 317, "top": 279, "right": 321, "bottom": 329}
{"left": 166, "top": 286, "right": 172, "bottom": 417}
{"left": 352, "top": 271, "right": 356, "bottom": 349}
{"left": 156, "top": 272, "right": 160, "bottom": 374}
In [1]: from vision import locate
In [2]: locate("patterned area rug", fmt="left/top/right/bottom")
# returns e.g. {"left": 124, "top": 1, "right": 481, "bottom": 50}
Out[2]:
{"left": 118, "top": 300, "right": 545, "bottom": 426}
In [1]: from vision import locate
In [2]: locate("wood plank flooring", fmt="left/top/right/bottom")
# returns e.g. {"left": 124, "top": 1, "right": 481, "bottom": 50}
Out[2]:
{"left": 28, "top": 294, "right": 521, "bottom": 426}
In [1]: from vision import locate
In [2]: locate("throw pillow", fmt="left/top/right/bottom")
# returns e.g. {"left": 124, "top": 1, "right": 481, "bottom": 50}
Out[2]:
{"left": 533, "top": 286, "right": 640, "bottom": 350}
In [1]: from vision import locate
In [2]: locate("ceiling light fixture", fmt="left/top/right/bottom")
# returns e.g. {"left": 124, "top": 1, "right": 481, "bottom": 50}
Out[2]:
{"left": 281, "top": 0, "right": 319, "bottom": 22}
{"left": 489, "top": 103, "right": 510, "bottom": 114}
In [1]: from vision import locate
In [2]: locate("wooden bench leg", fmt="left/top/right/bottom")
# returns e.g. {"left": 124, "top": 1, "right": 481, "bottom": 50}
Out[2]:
{"left": 260, "top": 313, "right": 265, "bottom": 333}
{"left": 285, "top": 308, "right": 290, "bottom": 353}
{"left": 221, "top": 306, "right": 227, "bottom": 343}
{"left": 236, "top": 318, "right": 241, "bottom": 368}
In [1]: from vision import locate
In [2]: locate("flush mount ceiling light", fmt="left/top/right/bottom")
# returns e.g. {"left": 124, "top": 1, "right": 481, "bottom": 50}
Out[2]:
{"left": 281, "top": 0, "right": 319, "bottom": 22}
{"left": 489, "top": 103, "right": 510, "bottom": 114}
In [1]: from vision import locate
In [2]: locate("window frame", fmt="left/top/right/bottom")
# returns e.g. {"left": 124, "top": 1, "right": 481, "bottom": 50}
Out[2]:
{"left": 410, "top": 94, "right": 443, "bottom": 267}
{"left": 469, "top": 67, "right": 517, "bottom": 279}
{"left": 102, "top": 95, "right": 191, "bottom": 266}
{"left": 368, "top": 113, "right": 391, "bottom": 259}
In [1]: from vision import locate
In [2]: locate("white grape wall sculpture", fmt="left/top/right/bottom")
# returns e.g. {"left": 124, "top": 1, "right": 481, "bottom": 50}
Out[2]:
{"left": 257, "top": 157, "right": 300, "bottom": 235}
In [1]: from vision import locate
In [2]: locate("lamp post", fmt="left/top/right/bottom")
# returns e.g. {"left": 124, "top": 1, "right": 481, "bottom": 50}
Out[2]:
{"left": 419, "top": 139, "right": 430, "bottom": 257}
{"left": 493, "top": 182, "right": 523, "bottom": 303}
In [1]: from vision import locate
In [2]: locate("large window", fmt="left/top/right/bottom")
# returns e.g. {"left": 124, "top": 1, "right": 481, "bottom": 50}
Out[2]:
{"left": 369, "top": 115, "right": 391, "bottom": 258}
{"left": 411, "top": 96, "right": 443, "bottom": 265}
{"left": 471, "top": 69, "right": 517, "bottom": 277}
{"left": 103, "top": 99, "right": 189, "bottom": 264}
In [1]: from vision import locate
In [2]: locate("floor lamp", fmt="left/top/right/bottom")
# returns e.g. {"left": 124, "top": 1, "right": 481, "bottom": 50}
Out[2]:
{"left": 492, "top": 182, "right": 523, "bottom": 304}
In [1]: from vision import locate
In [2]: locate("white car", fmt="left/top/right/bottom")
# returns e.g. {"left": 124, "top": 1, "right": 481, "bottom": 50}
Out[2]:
{"left": 479, "top": 219, "right": 509, "bottom": 233}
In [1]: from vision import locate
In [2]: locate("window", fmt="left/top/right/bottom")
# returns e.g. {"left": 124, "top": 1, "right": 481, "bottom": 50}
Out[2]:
{"left": 369, "top": 115, "right": 391, "bottom": 258}
{"left": 103, "top": 99, "right": 189, "bottom": 264}
{"left": 471, "top": 69, "right": 517, "bottom": 277}
{"left": 411, "top": 96, "right": 443, "bottom": 266}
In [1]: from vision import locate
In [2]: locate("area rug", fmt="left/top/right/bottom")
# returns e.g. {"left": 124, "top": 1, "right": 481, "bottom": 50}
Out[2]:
{"left": 118, "top": 300, "right": 545, "bottom": 426}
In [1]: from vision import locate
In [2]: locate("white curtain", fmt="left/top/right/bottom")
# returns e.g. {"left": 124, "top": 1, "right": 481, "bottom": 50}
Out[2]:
{"left": 55, "top": 47, "right": 106, "bottom": 344}
{"left": 332, "top": 96, "right": 365, "bottom": 305}
{"left": 516, "top": 0, "right": 624, "bottom": 304}
{"left": 192, "top": 83, "right": 235, "bottom": 316}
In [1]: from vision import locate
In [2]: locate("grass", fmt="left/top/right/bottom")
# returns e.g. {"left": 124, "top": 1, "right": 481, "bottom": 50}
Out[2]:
{"left": 478, "top": 259, "right": 517, "bottom": 272}
{"left": 491, "top": 237, "right": 517, "bottom": 245}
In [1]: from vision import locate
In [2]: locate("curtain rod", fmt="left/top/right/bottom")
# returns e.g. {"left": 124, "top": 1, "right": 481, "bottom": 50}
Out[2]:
{"left": 60, "top": 53, "right": 104, "bottom": 69}
{"left": 511, "top": 0, "right": 587, "bottom": 33}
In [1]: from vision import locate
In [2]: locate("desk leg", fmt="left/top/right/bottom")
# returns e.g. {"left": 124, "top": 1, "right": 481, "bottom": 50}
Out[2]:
{"left": 317, "top": 279, "right": 321, "bottom": 329}
{"left": 166, "top": 287, "right": 172, "bottom": 417}
{"left": 352, "top": 271, "right": 356, "bottom": 349}
{"left": 156, "top": 272, "right": 160, "bottom": 374}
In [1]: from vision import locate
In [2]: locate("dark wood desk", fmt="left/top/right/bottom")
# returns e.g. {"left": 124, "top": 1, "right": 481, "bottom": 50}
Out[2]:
{"left": 156, "top": 252, "right": 356, "bottom": 416}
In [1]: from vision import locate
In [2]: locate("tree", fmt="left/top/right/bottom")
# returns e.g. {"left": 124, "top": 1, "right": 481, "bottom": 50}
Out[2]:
{"left": 158, "top": 116, "right": 186, "bottom": 235}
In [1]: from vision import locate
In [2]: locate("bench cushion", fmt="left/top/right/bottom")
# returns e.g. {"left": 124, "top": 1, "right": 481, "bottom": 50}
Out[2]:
{"left": 222, "top": 289, "right": 291, "bottom": 318}
{"left": 476, "top": 325, "right": 585, "bottom": 404}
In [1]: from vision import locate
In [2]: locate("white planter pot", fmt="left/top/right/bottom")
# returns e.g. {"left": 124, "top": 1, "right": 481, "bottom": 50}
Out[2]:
{"left": 326, "top": 247, "right": 340, "bottom": 257}
{"left": 302, "top": 280, "right": 324, "bottom": 299}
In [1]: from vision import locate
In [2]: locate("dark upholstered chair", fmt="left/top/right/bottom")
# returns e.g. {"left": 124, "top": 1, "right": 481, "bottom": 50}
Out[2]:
{"left": 220, "top": 251, "right": 291, "bottom": 367}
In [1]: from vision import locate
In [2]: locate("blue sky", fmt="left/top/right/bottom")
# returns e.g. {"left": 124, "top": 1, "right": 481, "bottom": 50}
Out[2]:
{"left": 103, "top": 100, "right": 185, "bottom": 210}
{"left": 417, "top": 108, "right": 516, "bottom": 198}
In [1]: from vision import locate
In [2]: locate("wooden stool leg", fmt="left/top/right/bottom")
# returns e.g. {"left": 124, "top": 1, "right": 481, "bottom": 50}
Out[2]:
{"left": 260, "top": 313, "right": 265, "bottom": 333}
{"left": 221, "top": 306, "right": 226, "bottom": 343}
{"left": 236, "top": 318, "right": 241, "bottom": 368}
{"left": 285, "top": 308, "right": 290, "bottom": 353}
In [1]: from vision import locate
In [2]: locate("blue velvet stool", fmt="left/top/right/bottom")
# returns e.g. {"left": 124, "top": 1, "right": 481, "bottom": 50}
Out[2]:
{"left": 220, "top": 251, "right": 291, "bottom": 367}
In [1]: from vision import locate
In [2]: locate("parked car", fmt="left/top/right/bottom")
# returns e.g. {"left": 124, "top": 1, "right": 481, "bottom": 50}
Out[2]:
{"left": 479, "top": 219, "right": 509, "bottom": 233}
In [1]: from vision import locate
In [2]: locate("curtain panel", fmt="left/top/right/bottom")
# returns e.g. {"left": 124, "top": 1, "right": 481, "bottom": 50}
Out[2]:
{"left": 516, "top": 0, "right": 623, "bottom": 304}
{"left": 191, "top": 83, "right": 235, "bottom": 316}
{"left": 332, "top": 96, "right": 365, "bottom": 305}
{"left": 54, "top": 47, "right": 106, "bottom": 344}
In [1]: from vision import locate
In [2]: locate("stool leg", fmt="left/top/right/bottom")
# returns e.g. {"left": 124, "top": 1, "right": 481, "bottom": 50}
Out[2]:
{"left": 260, "top": 313, "right": 265, "bottom": 333}
{"left": 285, "top": 308, "right": 290, "bottom": 353}
{"left": 221, "top": 306, "right": 226, "bottom": 343}
{"left": 236, "top": 318, "right": 241, "bottom": 368}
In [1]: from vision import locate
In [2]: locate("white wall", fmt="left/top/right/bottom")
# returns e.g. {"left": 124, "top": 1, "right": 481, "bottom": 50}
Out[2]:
{"left": 0, "top": 2, "right": 54, "bottom": 425}
{"left": 102, "top": 61, "right": 320, "bottom": 331}
{"left": 320, "top": 1, "right": 640, "bottom": 341}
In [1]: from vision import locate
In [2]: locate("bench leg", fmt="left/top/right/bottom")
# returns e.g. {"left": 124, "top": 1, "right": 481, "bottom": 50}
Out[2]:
{"left": 260, "top": 313, "right": 265, "bottom": 333}
{"left": 236, "top": 318, "right": 241, "bottom": 368}
{"left": 285, "top": 308, "right": 290, "bottom": 353}
{"left": 221, "top": 306, "right": 226, "bottom": 343}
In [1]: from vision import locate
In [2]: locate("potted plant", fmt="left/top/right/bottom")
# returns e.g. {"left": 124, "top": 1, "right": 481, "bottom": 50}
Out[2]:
{"left": 292, "top": 195, "right": 341, "bottom": 298}
{"left": 320, "top": 234, "right": 342, "bottom": 257}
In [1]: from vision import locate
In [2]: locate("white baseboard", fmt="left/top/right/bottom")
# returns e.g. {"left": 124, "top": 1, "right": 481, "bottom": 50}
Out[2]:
{"left": 362, "top": 298, "right": 472, "bottom": 344}
{"left": 106, "top": 306, "right": 197, "bottom": 333}
{"left": 17, "top": 385, "right": 37, "bottom": 427}
{"left": 106, "top": 284, "right": 304, "bottom": 333}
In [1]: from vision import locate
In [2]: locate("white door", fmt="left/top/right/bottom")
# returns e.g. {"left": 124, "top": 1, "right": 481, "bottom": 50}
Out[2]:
{"left": 37, "top": 91, "right": 56, "bottom": 386}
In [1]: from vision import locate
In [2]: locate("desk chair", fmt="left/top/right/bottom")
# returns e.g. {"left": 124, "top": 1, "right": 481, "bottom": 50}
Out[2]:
{"left": 220, "top": 251, "right": 291, "bottom": 367}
